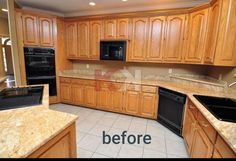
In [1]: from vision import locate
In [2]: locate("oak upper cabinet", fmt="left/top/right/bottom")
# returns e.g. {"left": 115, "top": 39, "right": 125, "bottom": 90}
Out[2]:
{"left": 65, "top": 22, "right": 78, "bottom": 58}
{"left": 163, "top": 14, "right": 186, "bottom": 62}
{"left": 185, "top": 9, "right": 209, "bottom": 64}
{"left": 77, "top": 21, "right": 90, "bottom": 59}
{"left": 124, "top": 90, "right": 140, "bottom": 115}
{"left": 39, "top": 17, "right": 54, "bottom": 47}
{"left": 204, "top": 0, "right": 221, "bottom": 64}
{"left": 90, "top": 20, "right": 103, "bottom": 60}
{"left": 104, "top": 19, "right": 117, "bottom": 39}
{"left": 214, "top": 0, "right": 236, "bottom": 66}
{"left": 128, "top": 18, "right": 149, "bottom": 61}
{"left": 147, "top": 16, "right": 166, "bottom": 62}
{"left": 190, "top": 124, "right": 214, "bottom": 158}
{"left": 117, "top": 18, "right": 129, "bottom": 39}
{"left": 22, "top": 14, "right": 39, "bottom": 46}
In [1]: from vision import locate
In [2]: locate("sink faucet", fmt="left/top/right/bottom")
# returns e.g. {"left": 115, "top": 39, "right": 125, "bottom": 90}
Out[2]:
{"left": 229, "top": 82, "right": 236, "bottom": 87}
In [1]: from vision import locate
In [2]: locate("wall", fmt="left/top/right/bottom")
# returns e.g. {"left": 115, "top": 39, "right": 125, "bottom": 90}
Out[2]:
{"left": 72, "top": 61, "right": 209, "bottom": 78}
{"left": 207, "top": 67, "right": 236, "bottom": 90}
{"left": 0, "top": 17, "right": 9, "bottom": 37}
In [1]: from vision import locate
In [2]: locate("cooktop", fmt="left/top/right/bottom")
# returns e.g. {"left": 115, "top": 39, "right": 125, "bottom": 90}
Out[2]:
{"left": 0, "top": 86, "right": 44, "bottom": 111}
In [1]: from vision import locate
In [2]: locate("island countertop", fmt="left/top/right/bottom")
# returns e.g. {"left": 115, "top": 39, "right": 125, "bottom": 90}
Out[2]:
{"left": 0, "top": 85, "right": 78, "bottom": 158}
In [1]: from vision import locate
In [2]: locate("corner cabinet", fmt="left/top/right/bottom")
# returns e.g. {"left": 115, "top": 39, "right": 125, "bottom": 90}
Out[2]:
{"left": 65, "top": 22, "right": 78, "bottom": 58}
{"left": 163, "top": 14, "right": 187, "bottom": 63}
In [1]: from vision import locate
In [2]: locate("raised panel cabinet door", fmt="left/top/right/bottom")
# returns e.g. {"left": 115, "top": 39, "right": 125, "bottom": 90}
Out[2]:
{"left": 71, "top": 84, "right": 84, "bottom": 105}
{"left": 84, "top": 85, "right": 97, "bottom": 107}
{"left": 124, "top": 91, "right": 140, "bottom": 115}
{"left": 60, "top": 83, "right": 72, "bottom": 103}
{"left": 204, "top": 0, "right": 221, "bottom": 64}
{"left": 215, "top": 0, "right": 236, "bottom": 66}
{"left": 65, "top": 22, "right": 77, "bottom": 58}
{"left": 90, "top": 20, "right": 103, "bottom": 60}
{"left": 140, "top": 93, "right": 157, "bottom": 119}
{"left": 185, "top": 9, "right": 209, "bottom": 63}
{"left": 111, "top": 90, "right": 124, "bottom": 112}
{"left": 104, "top": 19, "right": 117, "bottom": 39}
{"left": 117, "top": 18, "right": 129, "bottom": 39}
{"left": 78, "top": 21, "right": 90, "bottom": 59}
{"left": 190, "top": 124, "right": 214, "bottom": 158}
{"left": 39, "top": 17, "right": 54, "bottom": 47}
{"left": 22, "top": 14, "right": 39, "bottom": 46}
{"left": 147, "top": 16, "right": 166, "bottom": 62}
{"left": 163, "top": 14, "right": 186, "bottom": 62}
{"left": 97, "top": 87, "right": 111, "bottom": 110}
{"left": 183, "top": 109, "right": 197, "bottom": 154}
{"left": 129, "top": 18, "right": 148, "bottom": 61}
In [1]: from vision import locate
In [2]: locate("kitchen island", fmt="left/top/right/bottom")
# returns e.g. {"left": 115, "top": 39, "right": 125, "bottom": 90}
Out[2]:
{"left": 0, "top": 85, "right": 78, "bottom": 158}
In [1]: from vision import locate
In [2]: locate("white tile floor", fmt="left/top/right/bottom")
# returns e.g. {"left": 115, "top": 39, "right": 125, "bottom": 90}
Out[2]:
{"left": 50, "top": 104, "right": 189, "bottom": 158}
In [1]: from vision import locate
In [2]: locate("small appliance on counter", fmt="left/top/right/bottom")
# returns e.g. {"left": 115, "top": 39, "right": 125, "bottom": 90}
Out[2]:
{"left": 100, "top": 41, "right": 126, "bottom": 61}
{"left": 24, "top": 47, "right": 57, "bottom": 96}
{"left": 0, "top": 86, "right": 44, "bottom": 111}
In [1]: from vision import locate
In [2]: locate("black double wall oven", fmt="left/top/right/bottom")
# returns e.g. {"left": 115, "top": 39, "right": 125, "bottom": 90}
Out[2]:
{"left": 24, "top": 47, "right": 57, "bottom": 96}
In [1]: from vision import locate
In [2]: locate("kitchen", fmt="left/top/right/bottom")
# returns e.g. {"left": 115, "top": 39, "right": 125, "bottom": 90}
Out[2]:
{"left": 0, "top": 0, "right": 236, "bottom": 158}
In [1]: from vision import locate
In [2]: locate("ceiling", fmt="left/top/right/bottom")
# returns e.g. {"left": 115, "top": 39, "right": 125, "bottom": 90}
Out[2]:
{"left": 0, "top": 0, "right": 8, "bottom": 19}
{"left": 16, "top": 0, "right": 210, "bottom": 17}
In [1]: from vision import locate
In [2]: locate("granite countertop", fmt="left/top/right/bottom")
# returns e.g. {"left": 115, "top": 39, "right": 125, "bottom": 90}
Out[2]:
{"left": 60, "top": 72, "right": 236, "bottom": 153}
{"left": 0, "top": 85, "right": 78, "bottom": 158}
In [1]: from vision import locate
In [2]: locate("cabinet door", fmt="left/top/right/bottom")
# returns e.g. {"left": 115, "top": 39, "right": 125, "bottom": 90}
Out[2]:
{"left": 117, "top": 18, "right": 129, "bottom": 39}
{"left": 185, "top": 9, "right": 209, "bottom": 63}
{"left": 128, "top": 18, "right": 148, "bottom": 61}
{"left": 72, "top": 84, "right": 84, "bottom": 105}
{"left": 65, "top": 22, "right": 77, "bottom": 58}
{"left": 104, "top": 19, "right": 117, "bottom": 39}
{"left": 39, "top": 17, "right": 54, "bottom": 47}
{"left": 204, "top": 0, "right": 221, "bottom": 64}
{"left": 190, "top": 124, "right": 214, "bottom": 158}
{"left": 215, "top": 0, "right": 236, "bottom": 66}
{"left": 111, "top": 90, "right": 124, "bottom": 112}
{"left": 140, "top": 93, "right": 157, "bottom": 119}
{"left": 84, "top": 85, "right": 97, "bottom": 107}
{"left": 212, "top": 149, "right": 222, "bottom": 158}
{"left": 124, "top": 91, "right": 140, "bottom": 115}
{"left": 60, "top": 83, "right": 72, "bottom": 103}
{"left": 183, "top": 109, "right": 196, "bottom": 154}
{"left": 90, "top": 20, "right": 103, "bottom": 60}
{"left": 97, "top": 87, "right": 111, "bottom": 110}
{"left": 78, "top": 21, "right": 90, "bottom": 59}
{"left": 163, "top": 14, "right": 186, "bottom": 62}
{"left": 22, "top": 14, "right": 39, "bottom": 46}
{"left": 147, "top": 16, "right": 166, "bottom": 62}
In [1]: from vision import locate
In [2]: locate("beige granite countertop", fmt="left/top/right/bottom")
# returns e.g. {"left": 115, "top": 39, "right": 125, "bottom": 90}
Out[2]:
{"left": 0, "top": 85, "right": 78, "bottom": 158}
{"left": 60, "top": 73, "right": 236, "bottom": 153}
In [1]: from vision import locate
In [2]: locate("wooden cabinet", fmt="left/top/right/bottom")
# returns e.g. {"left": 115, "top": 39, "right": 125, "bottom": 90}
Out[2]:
{"left": 163, "top": 14, "right": 186, "bottom": 62}
{"left": 66, "top": 22, "right": 77, "bottom": 58}
{"left": 147, "top": 16, "right": 166, "bottom": 62}
{"left": 60, "top": 82, "right": 72, "bottom": 103}
{"left": 97, "top": 86, "right": 112, "bottom": 110}
{"left": 117, "top": 19, "right": 129, "bottom": 39}
{"left": 124, "top": 90, "right": 140, "bottom": 115}
{"left": 77, "top": 21, "right": 90, "bottom": 59}
{"left": 140, "top": 92, "right": 157, "bottom": 119}
{"left": 204, "top": 0, "right": 221, "bottom": 64}
{"left": 190, "top": 124, "right": 214, "bottom": 158}
{"left": 111, "top": 90, "right": 124, "bottom": 112}
{"left": 22, "top": 14, "right": 39, "bottom": 46}
{"left": 214, "top": 135, "right": 236, "bottom": 158}
{"left": 39, "top": 17, "right": 54, "bottom": 47}
{"left": 84, "top": 85, "right": 97, "bottom": 107}
{"left": 185, "top": 9, "right": 209, "bottom": 63}
{"left": 214, "top": 0, "right": 236, "bottom": 66}
{"left": 128, "top": 18, "right": 148, "bottom": 61}
{"left": 90, "top": 20, "right": 103, "bottom": 60}
{"left": 104, "top": 19, "right": 117, "bottom": 39}
{"left": 71, "top": 84, "right": 84, "bottom": 105}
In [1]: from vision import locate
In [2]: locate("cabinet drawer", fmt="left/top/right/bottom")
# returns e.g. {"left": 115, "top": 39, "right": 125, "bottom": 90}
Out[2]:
{"left": 127, "top": 84, "right": 141, "bottom": 91}
{"left": 60, "top": 77, "right": 71, "bottom": 83}
{"left": 188, "top": 100, "right": 198, "bottom": 119}
{"left": 84, "top": 80, "right": 96, "bottom": 86}
{"left": 142, "top": 86, "right": 157, "bottom": 93}
{"left": 71, "top": 79, "right": 85, "bottom": 85}
{"left": 197, "top": 112, "right": 217, "bottom": 143}
{"left": 215, "top": 135, "right": 236, "bottom": 158}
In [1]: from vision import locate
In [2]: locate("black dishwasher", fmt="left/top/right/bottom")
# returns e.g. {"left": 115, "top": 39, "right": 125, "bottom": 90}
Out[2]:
{"left": 157, "top": 87, "right": 186, "bottom": 136}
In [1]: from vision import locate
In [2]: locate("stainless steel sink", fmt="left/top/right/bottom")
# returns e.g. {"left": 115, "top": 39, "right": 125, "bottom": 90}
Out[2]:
{"left": 194, "top": 95, "right": 236, "bottom": 123}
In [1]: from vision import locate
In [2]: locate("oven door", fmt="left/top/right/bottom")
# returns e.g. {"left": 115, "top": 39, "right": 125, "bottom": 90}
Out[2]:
{"left": 25, "top": 54, "right": 55, "bottom": 77}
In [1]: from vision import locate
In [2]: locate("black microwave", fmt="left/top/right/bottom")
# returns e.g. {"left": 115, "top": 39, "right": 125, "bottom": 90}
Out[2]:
{"left": 100, "top": 41, "right": 126, "bottom": 61}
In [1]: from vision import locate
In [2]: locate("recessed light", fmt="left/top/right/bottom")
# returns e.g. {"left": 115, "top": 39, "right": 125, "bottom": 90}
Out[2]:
{"left": 1, "top": 8, "right": 8, "bottom": 12}
{"left": 122, "top": 0, "right": 128, "bottom": 2}
{"left": 89, "top": 2, "right": 96, "bottom": 6}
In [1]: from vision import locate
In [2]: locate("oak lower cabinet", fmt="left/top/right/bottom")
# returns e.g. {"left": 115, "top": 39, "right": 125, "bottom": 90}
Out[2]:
{"left": 60, "top": 79, "right": 72, "bottom": 103}
{"left": 28, "top": 123, "right": 76, "bottom": 158}
{"left": 124, "top": 90, "right": 140, "bottom": 115}
{"left": 71, "top": 84, "right": 84, "bottom": 106}
{"left": 97, "top": 86, "right": 112, "bottom": 111}
{"left": 84, "top": 85, "right": 97, "bottom": 107}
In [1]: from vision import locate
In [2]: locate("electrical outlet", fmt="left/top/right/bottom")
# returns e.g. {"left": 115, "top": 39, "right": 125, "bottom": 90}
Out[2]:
{"left": 168, "top": 69, "right": 173, "bottom": 74}
{"left": 86, "top": 64, "right": 90, "bottom": 69}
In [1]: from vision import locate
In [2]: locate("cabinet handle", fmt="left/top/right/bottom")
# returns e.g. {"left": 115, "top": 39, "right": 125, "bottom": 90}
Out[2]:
{"left": 200, "top": 121, "right": 209, "bottom": 128}
{"left": 189, "top": 105, "right": 195, "bottom": 109}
